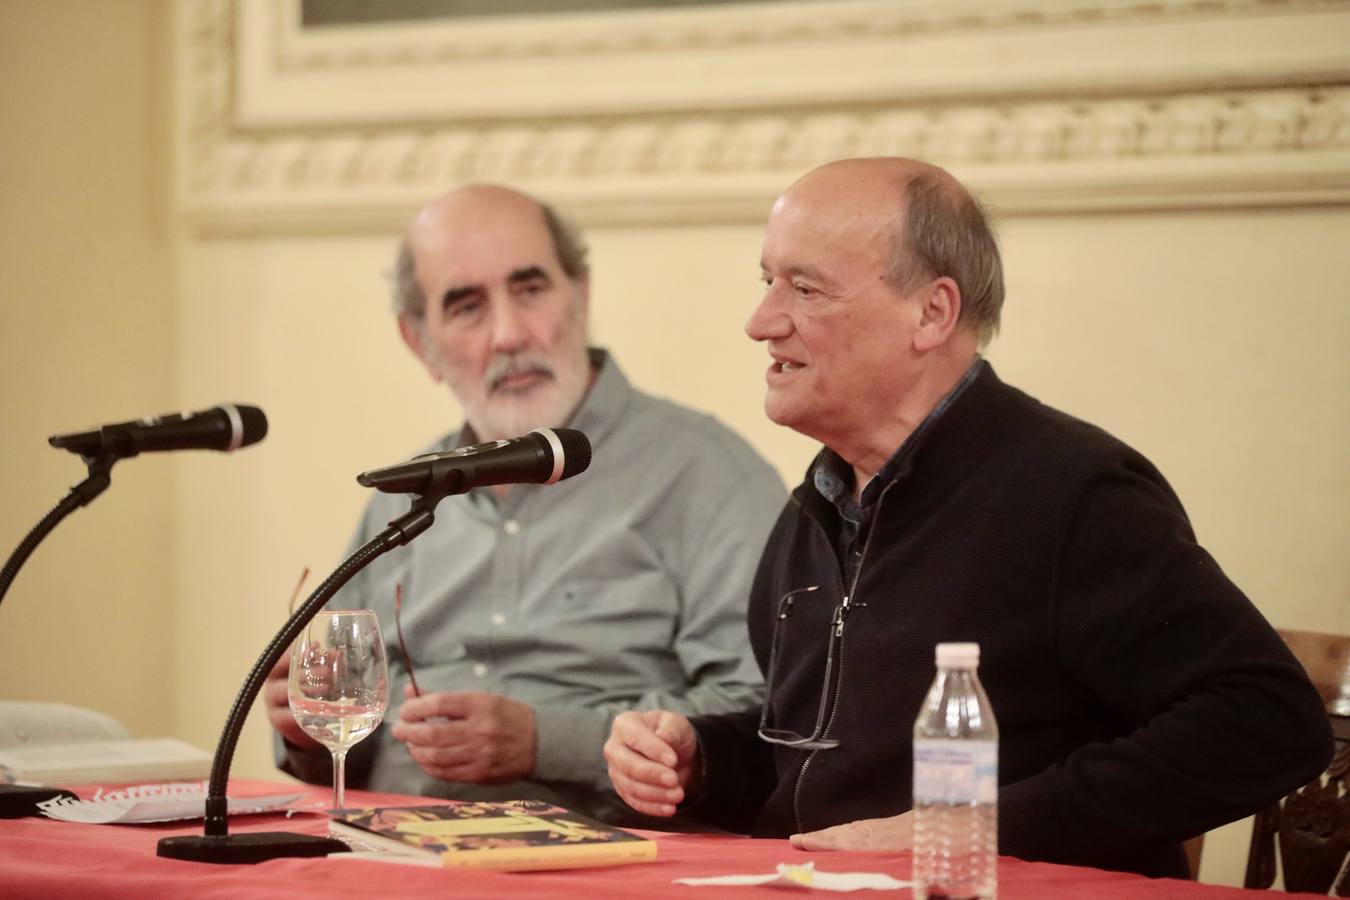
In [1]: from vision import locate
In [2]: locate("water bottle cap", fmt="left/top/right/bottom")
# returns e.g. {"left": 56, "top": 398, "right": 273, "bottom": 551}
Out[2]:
{"left": 935, "top": 642, "right": 980, "bottom": 668}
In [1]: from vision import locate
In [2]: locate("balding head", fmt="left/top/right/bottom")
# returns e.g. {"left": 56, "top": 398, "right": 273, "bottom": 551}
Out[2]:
{"left": 394, "top": 184, "right": 589, "bottom": 323}
{"left": 779, "top": 157, "right": 937, "bottom": 211}
{"left": 783, "top": 158, "right": 1003, "bottom": 345}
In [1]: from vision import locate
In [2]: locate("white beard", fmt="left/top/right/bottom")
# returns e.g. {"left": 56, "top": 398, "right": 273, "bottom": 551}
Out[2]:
{"left": 429, "top": 293, "right": 593, "bottom": 442}
{"left": 469, "top": 350, "right": 590, "bottom": 440}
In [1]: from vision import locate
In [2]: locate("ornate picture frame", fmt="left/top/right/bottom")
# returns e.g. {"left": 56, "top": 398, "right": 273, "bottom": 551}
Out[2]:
{"left": 177, "top": 0, "right": 1350, "bottom": 233}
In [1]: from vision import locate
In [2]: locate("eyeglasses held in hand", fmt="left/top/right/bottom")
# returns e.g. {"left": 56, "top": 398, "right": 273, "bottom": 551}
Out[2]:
{"left": 757, "top": 585, "right": 854, "bottom": 751}
{"left": 286, "top": 566, "right": 310, "bottom": 617}
{"left": 393, "top": 583, "right": 422, "bottom": 698}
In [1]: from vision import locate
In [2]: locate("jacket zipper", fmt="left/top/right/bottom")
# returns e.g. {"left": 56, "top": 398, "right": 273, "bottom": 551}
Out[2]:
{"left": 791, "top": 479, "right": 897, "bottom": 834}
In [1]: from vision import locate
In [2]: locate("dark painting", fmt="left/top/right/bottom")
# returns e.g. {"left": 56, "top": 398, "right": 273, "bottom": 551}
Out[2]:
{"left": 303, "top": 0, "right": 786, "bottom": 27}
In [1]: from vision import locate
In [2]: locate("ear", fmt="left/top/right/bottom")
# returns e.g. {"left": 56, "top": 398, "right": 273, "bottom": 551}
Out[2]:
{"left": 398, "top": 314, "right": 443, "bottom": 384}
{"left": 912, "top": 276, "right": 962, "bottom": 353}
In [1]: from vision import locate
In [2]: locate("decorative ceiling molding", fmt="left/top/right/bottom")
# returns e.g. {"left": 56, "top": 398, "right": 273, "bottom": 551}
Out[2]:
{"left": 176, "top": 0, "right": 1350, "bottom": 234}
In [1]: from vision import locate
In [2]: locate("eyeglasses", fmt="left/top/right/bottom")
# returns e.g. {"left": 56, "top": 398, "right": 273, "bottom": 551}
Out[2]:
{"left": 757, "top": 585, "right": 858, "bottom": 751}
{"left": 393, "top": 583, "right": 422, "bottom": 697}
{"left": 286, "top": 566, "right": 310, "bottom": 616}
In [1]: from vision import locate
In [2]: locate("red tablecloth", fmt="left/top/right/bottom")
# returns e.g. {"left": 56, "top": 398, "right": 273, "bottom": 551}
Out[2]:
{"left": 0, "top": 781, "right": 1309, "bottom": 899}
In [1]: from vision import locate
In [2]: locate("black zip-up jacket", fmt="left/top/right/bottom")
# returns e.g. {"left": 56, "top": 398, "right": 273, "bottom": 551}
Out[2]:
{"left": 689, "top": 364, "right": 1332, "bottom": 879}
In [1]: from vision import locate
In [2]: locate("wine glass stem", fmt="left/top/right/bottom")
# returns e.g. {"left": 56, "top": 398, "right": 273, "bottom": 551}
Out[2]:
{"left": 332, "top": 748, "right": 348, "bottom": 811}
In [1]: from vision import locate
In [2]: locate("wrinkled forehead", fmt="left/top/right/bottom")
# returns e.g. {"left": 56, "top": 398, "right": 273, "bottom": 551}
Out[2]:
{"left": 411, "top": 199, "right": 564, "bottom": 288}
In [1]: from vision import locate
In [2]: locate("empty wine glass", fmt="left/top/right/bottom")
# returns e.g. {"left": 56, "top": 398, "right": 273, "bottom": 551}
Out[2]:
{"left": 288, "top": 610, "right": 389, "bottom": 812}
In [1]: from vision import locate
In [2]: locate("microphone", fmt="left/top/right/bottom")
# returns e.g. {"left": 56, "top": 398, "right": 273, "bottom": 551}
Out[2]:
{"left": 357, "top": 427, "right": 591, "bottom": 495}
{"left": 158, "top": 429, "right": 590, "bottom": 862}
{"left": 47, "top": 404, "right": 268, "bottom": 459}
{"left": 161, "top": 428, "right": 585, "bottom": 864}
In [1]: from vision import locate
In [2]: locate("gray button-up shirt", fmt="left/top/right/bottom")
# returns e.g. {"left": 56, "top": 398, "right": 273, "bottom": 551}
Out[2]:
{"left": 278, "top": 349, "right": 785, "bottom": 821}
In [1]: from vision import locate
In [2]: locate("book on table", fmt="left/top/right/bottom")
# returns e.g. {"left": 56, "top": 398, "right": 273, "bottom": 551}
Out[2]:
{"left": 329, "top": 800, "right": 657, "bottom": 871}
{"left": 0, "top": 701, "right": 211, "bottom": 785}
{"left": 0, "top": 737, "right": 212, "bottom": 785}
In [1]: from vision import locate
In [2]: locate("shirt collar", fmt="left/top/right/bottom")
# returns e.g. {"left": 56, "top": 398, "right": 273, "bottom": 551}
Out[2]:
{"left": 565, "top": 347, "right": 631, "bottom": 450}
{"left": 814, "top": 356, "right": 986, "bottom": 514}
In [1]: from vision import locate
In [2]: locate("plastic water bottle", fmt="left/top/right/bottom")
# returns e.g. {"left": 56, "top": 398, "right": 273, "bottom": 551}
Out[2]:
{"left": 912, "top": 642, "right": 998, "bottom": 900}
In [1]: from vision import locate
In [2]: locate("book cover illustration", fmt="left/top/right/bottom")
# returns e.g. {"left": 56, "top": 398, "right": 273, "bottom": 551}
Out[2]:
{"left": 333, "top": 800, "right": 657, "bottom": 871}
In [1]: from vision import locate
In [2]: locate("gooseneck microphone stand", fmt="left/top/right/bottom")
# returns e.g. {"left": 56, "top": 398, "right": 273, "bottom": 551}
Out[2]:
{"left": 0, "top": 454, "right": 115, "bottom": 609}
{"left": 156, "top": 486, "right": 451, "bottom": 864}
{"left": 0, "top": 452, "right": 116, "bottom": 818}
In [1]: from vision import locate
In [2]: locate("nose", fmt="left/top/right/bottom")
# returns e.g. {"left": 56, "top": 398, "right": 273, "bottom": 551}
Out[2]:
{"left": 746, "top": 285, "right": 790, "bottom": 343}
{"left": 489, "top": 294, "right": 531, "bottom": 355}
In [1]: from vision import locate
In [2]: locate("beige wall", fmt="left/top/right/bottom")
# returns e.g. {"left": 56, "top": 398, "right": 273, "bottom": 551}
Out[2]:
{"left": 993, "top": 207, "right": 1350, "bottom": 636}
{"left": 0, "top": 1, "right": 173, "bottom": 738}
{"left": 2, "top": 0, "right": 1348, "bottom": 889}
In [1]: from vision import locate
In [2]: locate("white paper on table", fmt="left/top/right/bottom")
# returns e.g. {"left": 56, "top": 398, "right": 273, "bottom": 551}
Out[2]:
{"left": 676, "top": 862, "right": 910, "bottom": 892}
{"left": 35, "top": 782, "right": 304, "bottom": 824}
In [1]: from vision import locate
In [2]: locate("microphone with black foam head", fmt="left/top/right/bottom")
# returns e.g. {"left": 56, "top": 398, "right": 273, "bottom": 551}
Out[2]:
{"left": 48, "top": 404, "right": 268, "bottom": 460}
{"left": 357, "top": 427, "right": 591, "bottom": 496}
{"left": 2, "top": 401, "right": 270, "bottom": 815}
{"left": 155, "top": 427, "right": 589, "bottom": 864}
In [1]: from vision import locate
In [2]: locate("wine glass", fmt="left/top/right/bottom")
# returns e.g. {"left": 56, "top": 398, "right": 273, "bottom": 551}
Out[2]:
{"left": 288, "top": 610, "right": 389, "bottom": 812}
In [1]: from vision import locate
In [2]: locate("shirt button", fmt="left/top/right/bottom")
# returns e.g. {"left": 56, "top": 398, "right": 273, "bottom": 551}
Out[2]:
{"left": 502, "top": 519, "right": 521, "bottom": 536}
{"left": 490, "top": 613, "right": 505, "bottom": 626}
{"left": 472, "top": 663, "right": 488, "bottom": 678}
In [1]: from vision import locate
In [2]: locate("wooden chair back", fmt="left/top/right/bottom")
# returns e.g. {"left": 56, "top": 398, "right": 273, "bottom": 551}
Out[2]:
{"left": 1243, "top": 628, "right": 1350, "bottom": 894}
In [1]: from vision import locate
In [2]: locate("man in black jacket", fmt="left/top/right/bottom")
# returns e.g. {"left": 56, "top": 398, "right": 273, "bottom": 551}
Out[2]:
{"left": 603, "top": 157, "right": 1333, "bottom": 878}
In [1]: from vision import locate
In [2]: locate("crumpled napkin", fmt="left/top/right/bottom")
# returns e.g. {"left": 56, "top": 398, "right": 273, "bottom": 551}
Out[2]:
{"left": 37, "top": 782, "right": 304, "bottom": 825}
{"left": 675, "top": 861, "right": 910, "bottom": 892}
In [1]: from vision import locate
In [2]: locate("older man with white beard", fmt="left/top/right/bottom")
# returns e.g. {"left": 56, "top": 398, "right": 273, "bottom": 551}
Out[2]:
{"left": 265, "top": 185, "right": 785, "bottom": 822}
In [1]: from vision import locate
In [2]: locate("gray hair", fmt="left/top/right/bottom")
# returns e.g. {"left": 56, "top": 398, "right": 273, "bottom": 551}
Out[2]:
{"left": 392, "top": 199, "right": 590, "bottom": 321}
{"left": 888, "top": 174, "right": 1004, "bottom": 345}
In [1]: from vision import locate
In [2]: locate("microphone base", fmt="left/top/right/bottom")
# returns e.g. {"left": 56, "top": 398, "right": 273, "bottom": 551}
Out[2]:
{"left": 0, "top": 783, "right": 78, "bottom": 819}
{"left": 156, "top": 831, "right": 349, "bottom": 864}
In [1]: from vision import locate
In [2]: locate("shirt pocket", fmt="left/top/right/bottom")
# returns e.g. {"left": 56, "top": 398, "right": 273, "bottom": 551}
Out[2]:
{"left": 543, "top": 572, "right": 680, "bottom": 651}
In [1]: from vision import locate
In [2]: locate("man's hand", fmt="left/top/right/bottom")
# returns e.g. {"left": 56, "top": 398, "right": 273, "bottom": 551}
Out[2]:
{"left": 262, "top": 656, "right": 320, "bottom": 751}
{"left": 390, "top": 689, "right": 537, "bottom": 784}
{"left": 603, "top": 710, "right": 700, "bottom": 817}
{"left": 789, "top": 811, "right": 915, "bottom": 852}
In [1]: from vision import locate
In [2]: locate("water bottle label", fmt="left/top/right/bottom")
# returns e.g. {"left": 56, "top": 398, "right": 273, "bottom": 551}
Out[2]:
{"left": 913, "top": 739, "right": 997, "bottom": 805}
